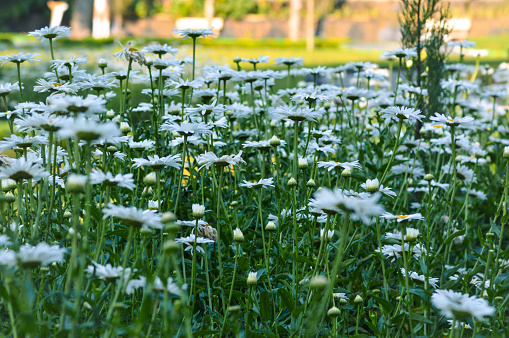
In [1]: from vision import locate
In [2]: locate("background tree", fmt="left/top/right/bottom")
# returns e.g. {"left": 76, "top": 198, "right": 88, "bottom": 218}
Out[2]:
{"left": 399, "top": 0, "right": 451, "bottom": 126}
{"left": 205, "top": 0, "right": 215, "bottom": 27}
{"left": 289, "top": 0, "right": 301, "bottom": 40}
{"left": 70, "top": 0, "right": 93, "bottom": 38}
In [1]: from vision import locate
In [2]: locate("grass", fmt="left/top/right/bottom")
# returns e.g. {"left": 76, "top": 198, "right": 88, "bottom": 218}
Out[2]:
{"left": 0, "top": 32, "right": 508, "bottom": 70}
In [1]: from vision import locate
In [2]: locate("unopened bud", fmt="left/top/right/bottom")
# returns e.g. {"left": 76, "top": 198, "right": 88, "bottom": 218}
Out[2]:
{"left": 265, "top": 221, "right": 277, "bottom": 231}
{"left": 327, "top": 306, "right": 341, "bottom": 318}
{"left": 310, "top": 275, "right": 328, "bottom": 290}
{"left": 233, "top": 228, "right": 244, "bottom": 242}
{"left": 424, "top": 173, "right": 434, "bottom": 182}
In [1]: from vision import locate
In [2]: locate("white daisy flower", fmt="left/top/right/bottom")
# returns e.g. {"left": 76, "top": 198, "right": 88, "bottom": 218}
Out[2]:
{"left": 126, "top": 276, "right": 181, "bottom": 295}
{"left": 380, "top": 106, "right": 425, "bottom": 124}
{"left": 275, "top": 56, "right": 304, "bottom": 67}
{"left": 429, "top": 113, "right": 475, "bottom": 128}
{"left": 431, "top": 289, "right": 494, "bottom": 320}
{"left": 383, "top": 47, "right": 418, "bottom": 59}
{"left": 132, "top": 154, "right": 182, "bottom": 170}
{"left": 113, "top": 41, "right": 146, "bottom": 65}
{"left": 160, "top": 121, "right": 212, "bottom": 136}
{"left": 196, "top": 151, "right": 245, "bottom": 169}
{"left": 240, "top": 178, "right": 275, "bottom": 189}
{"left": 87, "top": 262, "right": 133, "bottom": 282}
{"left": 102, "top": 203, "right": 163, "bottom": 229}
{"left": 400, "top": 268, "right": 439, "bottom": 288}
{"left": 173, "top": 27, "right": 215, "bottom": 40}
{"left": 141, "top": 43, "right": 178, "bottom": 56}
{"left": 28, "top": 25, "right": 71, "bottom": 42}
{"left": 175, "top": 234, "right": 215, "bottom": 255}
{"left": 272, "top": 106, "right": 323, "bottom": 122}
{"left": 0, "top": 52, "right": 41, "bottom": 65}
{"left": 58, "top": 117, "right": 120, "bottom": 141}
{"left": 381, "top": 212, "right": 424, "bottom": 222}
{"left": 90, "top": 170, "right": 136, "bottom": 190}
{"left": 0, "top": 157, "right": 49, "bottom": 182}
{"left": 0, "top": 242, "right": 66, "bottom": 268}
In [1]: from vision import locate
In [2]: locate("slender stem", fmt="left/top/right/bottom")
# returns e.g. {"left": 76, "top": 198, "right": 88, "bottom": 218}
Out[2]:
{"left": 381, "top": 119, "right": 403, "bottom": 185}
{"left": 16, "top": 63, "right": 24, "bottom": 104}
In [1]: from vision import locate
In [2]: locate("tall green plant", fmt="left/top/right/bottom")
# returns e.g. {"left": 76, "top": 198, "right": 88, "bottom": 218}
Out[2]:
{"left": 399, "top": 0, "right": 451, "bottom": 117}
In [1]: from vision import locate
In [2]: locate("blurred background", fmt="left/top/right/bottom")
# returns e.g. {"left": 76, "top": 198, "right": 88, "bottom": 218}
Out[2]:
{"left": 0, "top": 0, "right": 508, "bottom": 66}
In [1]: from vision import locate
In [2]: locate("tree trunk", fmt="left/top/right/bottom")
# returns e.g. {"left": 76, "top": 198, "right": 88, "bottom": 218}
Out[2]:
{"left": 306, "top": 0, "right": 314, "bottom": 51}
{"left": 205, "top": 0, "right": 215, "bottom": 27}
{"left": 289, "top": 0, "right": 301, "bottom": 41}
{"left": 111, "top": 0, "right": 124, "bottom": 37}
{"left": 70, "top": 0, "right": 93, "bottom": 38}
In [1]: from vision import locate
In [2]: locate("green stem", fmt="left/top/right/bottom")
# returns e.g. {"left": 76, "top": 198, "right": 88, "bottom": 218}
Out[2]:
{"left": 381, "top": 119, "right": 403, "bottom": 185}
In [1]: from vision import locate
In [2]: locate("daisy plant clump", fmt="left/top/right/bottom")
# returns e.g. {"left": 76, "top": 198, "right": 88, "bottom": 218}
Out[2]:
{"left": 0, "top": 22, "right": 508, "bottom": 338}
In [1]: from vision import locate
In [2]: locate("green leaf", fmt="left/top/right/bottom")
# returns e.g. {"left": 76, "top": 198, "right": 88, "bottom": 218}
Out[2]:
{"left": 260, "top": 290, "right": 271, "bottom": 322}
{"left": 372, "top": 295, "right": 393, "bottom": 314}
{"left": 278, "top": 287, "right": 295, "bottom": 312}
{"left": 445, "top": 230, "right": 465, "bottom": 246}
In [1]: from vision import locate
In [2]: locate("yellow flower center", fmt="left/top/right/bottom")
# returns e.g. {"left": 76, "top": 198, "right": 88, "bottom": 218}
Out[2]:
{"left": 396, "top": 215, "right": 409, "bottom": 219}
{"left": 128, "top": 47, "right": 138, "bottom": 52}
{"left": 433, "top": 125, "right": 443, "bottom": 128}
{"left": 446, "top": 118, "right": 454, "bottom": 122}
{"left": 53, "top": 82, "right": 62, "bottom": 87}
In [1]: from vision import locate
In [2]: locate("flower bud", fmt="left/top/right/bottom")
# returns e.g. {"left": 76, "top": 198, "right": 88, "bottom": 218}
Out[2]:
{"left": 265, "top": 221, "right": 277, "bottom": 232}
{"left": 270, "top": 135, "right": 281, "bottom": 147}
{"left": 320, "top": 228, "right": 334, "bottom": 240}
{"left": 341, "top": 168, "right": 351, "bottom": 177}
{"left": 3, "top": 192, "right": 15, "bottom": 204}
{"left": 144, "top": 172, "right": 157, "bottom": 185}
{"left": 140, "top": 227, "right": 152, "bottom": 235}
{"left": 192, "top": 204, "right": 205, "bottom": 218}
{"left": 423, "top": 173, "right": 434, "bottom": 182}
{"left": 228, "top": 305, "right": 241, "bottom": 313}
{"left": 66, "top": 174, "right": 87, "bottom": 194}
{"left": 164, "top": 240, "right": 179, "bottom": 254}
{"left": 247, "top": 271, "right": 258, "bottom": 285}
{"left": 233, "top": 56, "right": 242, "bottom": 63}
{"left": 310, "top": 275, "right": 328, "bottom": 290}
{"left": 148, "top": 200, "right": 159, "bottom": 210}
{"left": 354, "top": 295, "right": 363, "bottom": 303}
{"left": 142, "top": 186, "right": 153, "bottom": 197}
{"left": 1, "top": 179, "right": 16, "bottom": 192}
{"left": 64, "top": 210, "right": 72, "bottom": 218}
{"left": 120, "top": 122, "right": 132, "bottom": 134}
{"left": 106, "top": 110, "right": 116, "bottom": 119}
{"left": 298, "top": 157, "right": 308, "bottom": 169}
{"left": 327, "top": 306, "right": 341, "bottom": 318}
{"left": 107, "top": 145, "right": 118, "bottom": 153}
{"left": 405, "top": 228, "right": 420, "bottom": 240}
{"left": 365, "top": 178, "right": 379, "bottom": 193}
{"left": 504, "top": 146, "right": 509, "bottom": 159}
{"left": 98, "top": 58, "right": 108, "bottom": 68}
{"left": 287, "top": 177, "right": 297, "bottom": 188}
{"left": 306, "top": 179, "right": 315, "bottom": 187}
{"left": 233, "top": 228, "right": 244, "bottom": 242}
{"left": 162, "top": 212, "right": 177, "bottom": 224}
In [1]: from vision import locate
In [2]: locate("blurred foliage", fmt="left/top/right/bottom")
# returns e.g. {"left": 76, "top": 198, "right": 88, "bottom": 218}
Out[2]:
{"left": 215, "top": 0, "right": 259, "bottom": 20}
{"left": 0, "top": 0, "right": 50, "bottom": 32}
{"left": 166, "top": 0, "right": 258, "bottom": 20}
